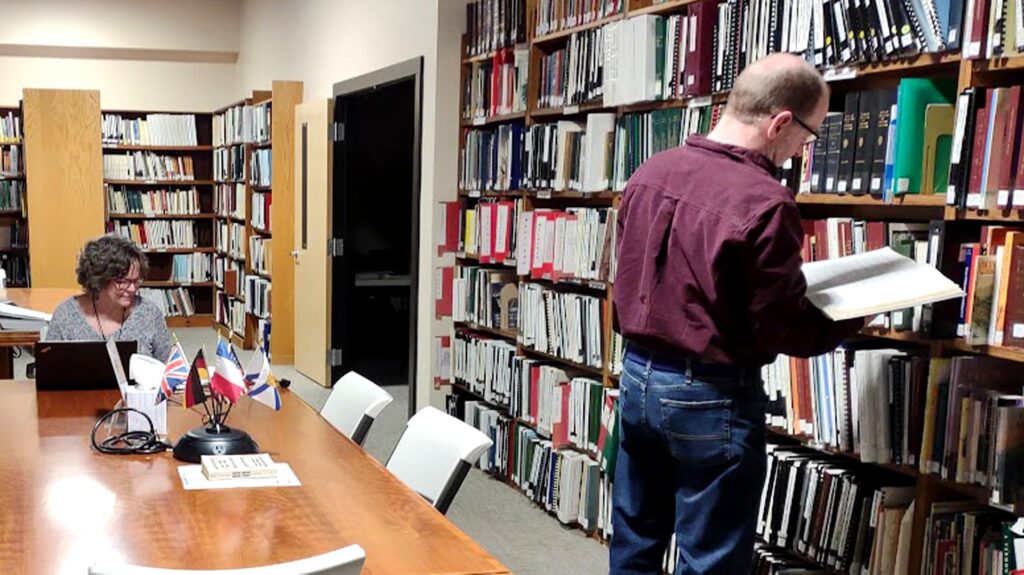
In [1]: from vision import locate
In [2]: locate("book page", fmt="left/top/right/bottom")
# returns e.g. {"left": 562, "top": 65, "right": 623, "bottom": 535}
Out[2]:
{"left": 802, "top": 247, "right": 964, "bottom": 321}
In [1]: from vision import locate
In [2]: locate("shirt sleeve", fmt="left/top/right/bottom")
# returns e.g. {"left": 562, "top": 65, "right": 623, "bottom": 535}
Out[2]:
{"left": 744, "top": 200, "right": 863, "bottom": 358}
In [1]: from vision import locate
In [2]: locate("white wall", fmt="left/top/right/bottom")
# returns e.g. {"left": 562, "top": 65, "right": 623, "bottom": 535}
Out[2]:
{"left": 237, "top": 0, "right": 466, "bottom": 411}
{"left": 0, "top": 0, "right": 241, "bottom": 110}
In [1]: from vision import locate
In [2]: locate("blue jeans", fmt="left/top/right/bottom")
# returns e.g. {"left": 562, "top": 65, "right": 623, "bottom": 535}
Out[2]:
{"left": 610, "top": 346, "right": 767, "bottom": 575}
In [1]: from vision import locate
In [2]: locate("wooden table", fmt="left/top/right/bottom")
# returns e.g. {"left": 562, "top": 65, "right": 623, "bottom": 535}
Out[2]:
{"left": 0, "top": 287, "right": 79, "bottom": 377}
{"left": 0, "top": 381, "right": 510, "bottom": 574}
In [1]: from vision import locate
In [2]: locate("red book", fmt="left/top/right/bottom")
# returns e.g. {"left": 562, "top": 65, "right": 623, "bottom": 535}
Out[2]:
{"left": 551, "top": 384, "right": 572, "bottom": 448}
{"left": 437, "top": 201, "right": 460, "bottom": 256}
{"left": 998, "top": 86, "right": 1023, "bottom": 198}
{"left": 435, "top": 267, "right": 453, "bottom": 320}
{"left": 866, "top": 221, "right": 887, "bottom": 252}
{"left": 967, "top": 106, "right": 991, "bottom": 207}
{"left": 683, "top": 0, "right": 719, "bottom": 97}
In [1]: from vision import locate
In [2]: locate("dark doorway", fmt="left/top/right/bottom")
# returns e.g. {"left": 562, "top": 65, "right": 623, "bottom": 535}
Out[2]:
{"left": 332, "top": 58, "right": 422, "bottom": 417}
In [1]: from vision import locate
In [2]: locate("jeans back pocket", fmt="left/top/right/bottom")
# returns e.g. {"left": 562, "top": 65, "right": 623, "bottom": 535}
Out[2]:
{"left": 659, "top": 398, "right": 732, "bottom": 468}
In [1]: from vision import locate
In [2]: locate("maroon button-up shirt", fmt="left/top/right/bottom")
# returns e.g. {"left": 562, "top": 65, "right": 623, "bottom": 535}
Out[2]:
{"left": 613, "top": 135, "right": 862, "bottom": 367}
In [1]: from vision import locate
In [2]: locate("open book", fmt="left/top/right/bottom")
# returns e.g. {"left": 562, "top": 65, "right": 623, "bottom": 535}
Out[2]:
{"left": 802, "top": 247, "right": 964, "bottom": 321}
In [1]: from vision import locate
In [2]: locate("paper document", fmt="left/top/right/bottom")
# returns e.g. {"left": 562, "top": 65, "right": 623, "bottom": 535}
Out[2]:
{"left": 0, "top": 302, "right": 52, "bottom": 322}
{"left": 802, "top": 247, "right": 964, "bottom": 321}
{"left": 177, "top": 463, "right": 301, "bottom": 490}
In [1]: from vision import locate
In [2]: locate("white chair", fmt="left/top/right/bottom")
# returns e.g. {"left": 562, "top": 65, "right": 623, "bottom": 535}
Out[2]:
{"left": 320, "top": 371, "right": 394, "bottom": 446}
{"left": 88, "top": 544, "right": 365, "bottom": 575}
{"left": 385, "top": 406, "right": 493, "bottom": 514}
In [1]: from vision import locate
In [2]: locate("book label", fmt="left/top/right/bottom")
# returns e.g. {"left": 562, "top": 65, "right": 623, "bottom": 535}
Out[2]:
{"left": 688, "top": 96, "right": 713, "bottom": 108}
{"left": 946, "top": 185, "right": 957, "bottom": 204}
{"left": 1013, "top": 323, "right": 1024, "bottom": 338}
{"left": 998, "top": 190, "right": 1011, "bottom": 207}
{"left": 469, "top": 190, "right": 481, "bottom": 198}
{"left": 1014, "top": 189, "right": 1024, "bottom": 207}
{"left": 538, "top": 190, "right": 552, "bottom": 199}
{"left": 967, "top": 193, "right": 982, "bottom": 208}
{"left": 564, "top": 105, "right": 580, "bottom": 114}
{"left": 473, "top": 117, "right": 485, "bottom": 126}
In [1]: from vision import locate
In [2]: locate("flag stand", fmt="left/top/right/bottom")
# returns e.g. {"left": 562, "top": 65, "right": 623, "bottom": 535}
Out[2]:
{"left": 172, "top": 424, "right": 259, "bottom": 463}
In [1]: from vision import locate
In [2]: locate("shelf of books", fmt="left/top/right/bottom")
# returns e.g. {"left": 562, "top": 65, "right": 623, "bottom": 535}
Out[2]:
{"left": 443, "top": 0, "right": 1024, "bottom": 573}
{"left": 211, "top": 90, "right": 273, "bottom": 351}
{"left": 101, "top": 109, "right": 215, "bottom": 327}
{"left": 0, "top": 106, "right": 28, "bottom": 288}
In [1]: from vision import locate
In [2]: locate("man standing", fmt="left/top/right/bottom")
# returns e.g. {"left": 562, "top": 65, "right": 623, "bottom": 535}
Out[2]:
{"left": 610, "top": 54, "right": 863, "bottom": 574}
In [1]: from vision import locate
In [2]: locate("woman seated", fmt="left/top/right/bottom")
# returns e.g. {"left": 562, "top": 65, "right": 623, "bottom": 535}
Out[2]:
{"left": 45, "top": 234, "right": 171, "bottom": 361}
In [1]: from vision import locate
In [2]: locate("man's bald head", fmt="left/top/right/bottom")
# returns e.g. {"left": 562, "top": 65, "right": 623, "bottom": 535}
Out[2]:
{"left": 724, "top": 54, "right": 828, "bottom": 125}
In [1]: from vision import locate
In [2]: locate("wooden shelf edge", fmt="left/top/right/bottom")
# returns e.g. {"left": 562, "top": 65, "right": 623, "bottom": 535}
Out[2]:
{"left": 454, "top": 321, "right": 517, "bottom": 341}
{"left": 461, "top": 110, "right": 527, "bottom": 127}
{"left": 532, "top": 12, "right": 625, "bottom": 46}
{"left": 105, "top": 179, "right": 214, "bottom": 186}
{"left": 103, "top": 145, "right": 212, "bottom": 152}
{"left": 166, "top": 314, "right": 214, "bottom": 328}
{"left": 795, "top": 193, "right": 946, "bottom": 207}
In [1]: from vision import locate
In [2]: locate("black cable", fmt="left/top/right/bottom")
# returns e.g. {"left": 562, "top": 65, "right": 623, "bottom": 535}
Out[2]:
{"left": 90, "top": 407, "right": 172, "bottom": 455}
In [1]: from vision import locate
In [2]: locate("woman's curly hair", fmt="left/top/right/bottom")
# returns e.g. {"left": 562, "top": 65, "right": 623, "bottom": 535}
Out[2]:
{"left": 76, "top": 234, "right": 148, "bottom": 295}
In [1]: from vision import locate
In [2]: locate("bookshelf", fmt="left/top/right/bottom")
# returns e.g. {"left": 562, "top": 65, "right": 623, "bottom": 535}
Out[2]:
{"left": 210, "top": 81, "right": 302, "bottom": 355}
{"left": 445, "top": 0, "right": 1024, "bottom": 571}
{"left": 102, "top": 109, "right": 216, "bottom": 327}
{"left": 0, "top": 105, "right": 28, "bottom": 287}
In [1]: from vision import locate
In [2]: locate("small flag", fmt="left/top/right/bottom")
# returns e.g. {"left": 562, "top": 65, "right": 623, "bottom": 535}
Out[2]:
{"left": 245, "top": 349, "right": 281, "bottom": 410}
{"left": 183, "top": 349, "right": 208, "bottom": 409}
{"left": 157, "top": 342, "right": 190, "bottom": 402}
{"left": 210, "top": 340, "right": 246, "bottom": 403}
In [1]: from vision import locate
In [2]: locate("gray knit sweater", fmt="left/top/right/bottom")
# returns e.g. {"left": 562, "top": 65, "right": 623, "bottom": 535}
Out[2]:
{"left": 44, "top": 296, "right": 172, "bottom": 361}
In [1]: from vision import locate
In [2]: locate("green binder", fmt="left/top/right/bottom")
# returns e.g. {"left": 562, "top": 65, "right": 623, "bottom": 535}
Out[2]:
{"left": 893, "top": 78, "right": 956, "bottom": 195}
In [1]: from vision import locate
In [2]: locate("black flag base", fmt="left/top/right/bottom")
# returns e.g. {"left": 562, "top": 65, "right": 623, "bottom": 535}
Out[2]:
{"left": 172, "top": 424, "right": 259, "bottom": 463}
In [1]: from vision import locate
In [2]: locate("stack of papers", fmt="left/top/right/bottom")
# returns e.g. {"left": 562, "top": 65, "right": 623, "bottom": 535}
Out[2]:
{"left": 0, "top": 302, "right": 51, "bottom": 331}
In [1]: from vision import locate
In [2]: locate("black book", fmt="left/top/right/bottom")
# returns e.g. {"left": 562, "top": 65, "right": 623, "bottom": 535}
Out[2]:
{"left": 838, "top": 92, "right": 861, "bottom": 194}
{"left": 811, "top": 116, "right": 832, "bottom": 192}
{"left": 947, "top": 88, "right": 979, "bottom": 207}
{"left": 824, "top": 112, "right": 844, "bottom": 193}
{"left": 852, "top": 90, "right": 878, "bottom": 195}
{"left": 946, "top": 0, "right": 965, "bottom": 50}
{"left": 868, "top": 88, "right": 898, "bottom": 197}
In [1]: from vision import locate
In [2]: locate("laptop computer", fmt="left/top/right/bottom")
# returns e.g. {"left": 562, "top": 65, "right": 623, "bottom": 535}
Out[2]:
{"left": 34, "top": 341, "right": 137, "bottom": 391}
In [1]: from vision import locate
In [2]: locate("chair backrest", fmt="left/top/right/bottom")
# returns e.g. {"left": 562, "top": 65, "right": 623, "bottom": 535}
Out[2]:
{"left": 385, "top": 406, "right": 493, "bottom": 514}
{"left": 88, "top": 544, "right": 365, "bottom": 575}
{"left": 320, "top": 371, "right": 394, "bottom": 445}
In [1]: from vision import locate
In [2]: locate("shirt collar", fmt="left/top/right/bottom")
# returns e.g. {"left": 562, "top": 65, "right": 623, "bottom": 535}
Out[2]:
{"left": 685, "top": 134, "right": 776, "bottom": 175}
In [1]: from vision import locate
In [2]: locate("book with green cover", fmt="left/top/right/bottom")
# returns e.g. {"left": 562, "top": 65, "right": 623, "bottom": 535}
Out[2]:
{"left": 893, "top": 78, "right": 957, "bottom": 195}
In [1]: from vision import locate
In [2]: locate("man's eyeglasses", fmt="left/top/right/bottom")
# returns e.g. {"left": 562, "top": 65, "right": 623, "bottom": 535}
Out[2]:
{"left": 791, "top": 114, "right": 820, "bottom": 142}
{"left": 113, "top": 277, "right": 142, "bottom": 290}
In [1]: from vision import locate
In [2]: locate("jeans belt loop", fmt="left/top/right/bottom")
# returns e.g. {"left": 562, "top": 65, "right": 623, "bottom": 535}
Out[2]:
{"left": 684, "top": 359, "right": 693, "bottom": 385}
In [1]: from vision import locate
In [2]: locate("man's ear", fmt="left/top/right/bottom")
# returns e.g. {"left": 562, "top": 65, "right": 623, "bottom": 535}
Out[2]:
{"left": 767, "top": 111, "right": 792, "bottom": 139}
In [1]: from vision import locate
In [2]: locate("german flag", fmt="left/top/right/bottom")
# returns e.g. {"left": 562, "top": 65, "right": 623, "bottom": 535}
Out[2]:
{"left": 183, "top": 348, "right": 208, "bottom": 409}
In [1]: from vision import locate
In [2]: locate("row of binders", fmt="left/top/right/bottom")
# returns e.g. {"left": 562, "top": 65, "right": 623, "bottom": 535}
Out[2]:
{"left": 465, "top": 0, "right": 527, "bottom": 57}
{"left": 0, "top": 181, "right": 23, "bottom": 212}
{"left": 213, "top": 103, "right": 271, "bottom": 147}
{"left": 216, "top": 292, "right": 246, "bottom": 336}
{"left": 458, "top": 105, "right": 720, "bottom": 193}
{"left": 758, "top": 446, "right": 919, "bottom": 573}
{"left": 0, "top": 254, "right": 28, "bottom": 286}
{"left": 946, "top": 84, "right": 1024, "bottom": 211}
{"left": 784, "top": 80, "right": 955, "bottom": 199}
{"left": 516, "top": 207, "right": 615, "bottom": 282}
{"left": 245, "top": 276, "right": 271, "bottom": 319}
{"left": 215, "top": 221, "right": 247, "bottom": 259}
{"left": 214, "top": 254, "right": 245, "bottom": 295}
{"left": 1, "top": 145, "right": 21, "bottom": 176}
{"left": 0, "top": 221, "right": 27, "bottom": 250}
{"left": 214, "top": 145, "right": 245, "bottom": 182}
{"left": 762, "top": 350, "right": 1024, "bottom": 506}
{"left": 166, "top": 253, "right": 212, "bottom": 284}
{"left": 0, "top": 112, "right": 21, "bottom": 143}
{"left": 456, "top": 198, "right": 522, "bottom": 263}
{"left": 451, "top": 328, "right": 620, "bottom": 460}
{"left": 534, "top": 0, "right": 623, "bottom": 37}
{"left": 452, "top": 267, "right": 519, "bottom": 331}
{"left": 104, "top": 152, "right": 196, "bottom": 182}
{"left": 251, "top": 191, "right": 271, "bottom": 232}
{"left": 139, "top": 287, "right": 196, "bottom": 317}
{"left": 101, "top": 113, "right": 199, "bottom": 147}
{"left": 106, "top": 186, "right": 203, "bottom": 216}
{"left": 519, "top": 282, "right": 605, "bottom": 368}
{"left": 250, "top": 149, "right": 271, "bottom": 188}
{"left": 249, "top": 236, "right": 271, "bottom": 275}
{"left": 538, "top": 26, "right": 604, "bottom": 109}
{"left": 462, "top": 47, "right": 529, "bottom": 119}
{"left": 108, "top": 220, "right": 206, "bottom": 250}
{"left": 215, "top": 183, "right": 246, "bottom": 220}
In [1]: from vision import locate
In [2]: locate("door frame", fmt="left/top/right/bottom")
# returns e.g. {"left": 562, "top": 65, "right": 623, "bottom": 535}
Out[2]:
{"left": 332, "top": 57, "right": 423, "bottom": 418}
